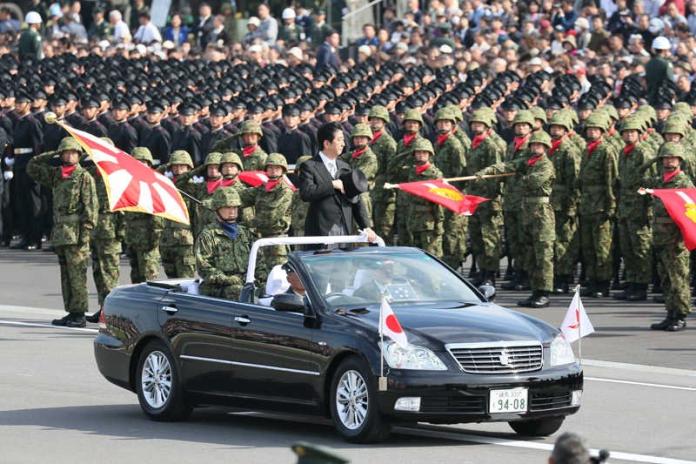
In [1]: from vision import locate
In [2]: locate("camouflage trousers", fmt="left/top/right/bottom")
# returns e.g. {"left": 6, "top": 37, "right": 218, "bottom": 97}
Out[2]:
{"left": 618, "top": 217, "right": 653, "bottom": 285}
{"left": 200, "top": 282, "right": 243, "bottom": 300}
{"left": 395, "top": 191, "right": 411, "bottom": 246}
{"left": 55, "top": 243, "right": 90, "bottom": 313}
{"left": 521, "top": 202, "right": 555, "bottom": 292}
{"left": 503, "top": 208, "right": 523, "bottom": 270}
{"left": 91, "top": 238, "right": 121, "bottom": 306}
{"left": 258, "top": 242, "right": 288, "bottom": 282}
{"left": 372, "top": 186, "right": 396, "bottom": 243}
{"left": 655, "top": 241, "right": 691, "bottom": 318}
{"left": 469, "top": 201, "right": 503, "bottom": 273}
{"left": 554, "top": 212, "right": 579, "bottom": 277}
{"left": 411, "top": 230, "right": 443, "bottom": 258}
{"left": 580, "top": 213, "right": 614, "bottom": 282}
{"left": 161, "top": 244, "right": 196, "bottom": 279}
{"left": 442, "top": 211, "right": 468, "bottom": 269}
{"left": 128, "top": 245, "right": 160, "bottom": 283}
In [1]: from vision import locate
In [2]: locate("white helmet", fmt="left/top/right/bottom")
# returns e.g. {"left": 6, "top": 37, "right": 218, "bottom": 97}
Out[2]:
{"left": 282, "top": 7, "right": 296, "bottom": 19}
{"left": 25, "top": 11, "right": 42, "bottom": 24}
{"left": 652, "top": 36, "right": 671, "bottom": 51}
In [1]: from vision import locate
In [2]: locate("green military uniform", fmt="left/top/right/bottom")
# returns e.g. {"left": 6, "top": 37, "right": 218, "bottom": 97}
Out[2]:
{"left": 238, "top": 121, "right": 269, "bottom": 171}
{"left": 404, "top": 139, "right": 444, "bottom": 256}
{"left": 196, "top": 188, "right": 254, "bottom": 300}
{"left": 343, "top": 123, "right": 378, "bottom": 225}
{"left": 290, "top": 155, "right": 312, "bottom": 236}
{"left": 27, "top": 138, "right": 98, "bottom": 324}
{"left": 465, "top": 108, "right": 506, "bottom": 285}
{"left": 220, "top": 151, "right": 254, "bottom": 227}
{"left": 369, "top": 106, "right": 398, "bottom": 241}
{"left": 159, "top": 150, "right": 196, "bottom": 278}
{"left": 547, "top": 113, "right": 582, "bottom": 293}
{"left": 393, "top": 109, "right": 425, "bottom": 246}
{"left": 124, "top": 148, "right": 164, "bottom": 283}
{"left": 433, "top": 107, "right": 468, "bottom": 269}
{"left": 478, "top": 131, "right": 556, "bottom": 307}
{"left": 176, "top": 152, "right": 224, "bottom": 238}
{"left": 616, "top": 117, "right": 656, "bottom": 300}
{"left": 446, "top": 105, "right": 472, "bottom": 153}
{"left": 18, "top": 27, "right": 43, "bottom": 60}
{"left": 578, "top": 113, "right": 619, "bottom": 297}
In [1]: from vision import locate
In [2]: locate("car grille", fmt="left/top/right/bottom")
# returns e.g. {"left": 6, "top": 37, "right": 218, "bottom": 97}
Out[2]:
{"left": 420, "top": 395, "right": 486, "bottom": 414}
{"left": 446, "top": 342, "right": 543, "bottom": 374}
{"left": 529, "top": 391, "right": 572, "bottom": 411}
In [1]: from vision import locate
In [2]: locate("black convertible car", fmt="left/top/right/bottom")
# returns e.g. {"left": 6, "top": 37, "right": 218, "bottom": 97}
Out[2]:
{"left": 94, "top": 235, "right": 583, "bottom": 443}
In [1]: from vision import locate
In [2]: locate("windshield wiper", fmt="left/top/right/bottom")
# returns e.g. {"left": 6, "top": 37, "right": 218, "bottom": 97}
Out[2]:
{"left": 335, "top": 306, "right": 370, "bottom": 316}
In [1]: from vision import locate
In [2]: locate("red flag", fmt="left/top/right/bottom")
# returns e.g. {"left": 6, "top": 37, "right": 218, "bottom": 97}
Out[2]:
{"left": 239, "top": 170, "right": 297, "bottom": 192}
{"left": 650, "top": 188, "right": 696, "bottom": 250}
{"left": 60, "top": 123, "right": 189, "bottom": 224}
{"left": 397, "top": 179, "right": 489, "bottom": 215}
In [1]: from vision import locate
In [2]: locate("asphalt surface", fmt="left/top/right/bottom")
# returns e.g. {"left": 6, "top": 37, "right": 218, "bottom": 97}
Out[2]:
{"left": 1, "top": 248, "right": 696, "bottom": 464}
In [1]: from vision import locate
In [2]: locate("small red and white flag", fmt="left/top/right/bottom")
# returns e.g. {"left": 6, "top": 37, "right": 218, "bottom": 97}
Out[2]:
{"left": 379, "top": 297, "right": 408, "bottom": 348}
{"left": 239, "top": 170, "right": 297, "bottom": 191}
{"left": 560, "top": 289, "right": 595, "bottom": 343}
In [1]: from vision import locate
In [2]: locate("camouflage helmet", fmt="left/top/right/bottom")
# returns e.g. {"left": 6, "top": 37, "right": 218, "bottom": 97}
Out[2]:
{"left": 350, "top": 123, "right": 373, "bottom": 139}
{"left": 470, "top": 108, "right": 493, "bottom": 127}
{"left": 637, "top": 104, "right": 657, "bottom": 124}
{"left": 662, "top": 117, "right": 688, "bottom": 137}
{"left": 132, "top": 147, "right": 154, "bottom": 164}
{"left": 220, "top": 151, "right": 243, "bottom": 170}
{"left": 584, "top": 112, "right": 609, "bottom": 132}
{"left": 548, "top": 112, "right": 573, "bottom": 131}
{"left": 434, "top": 107, "right": 456, "bottom": 123}
{"left": 239, "top": 120, "right": 263, "bottom": 136}
{"left": 169, "top": 150, "right": 194, "bottom": 168}
{"left": 659, "top": 141, "right": 685, "bottom": 160}
{"left": 619, "top": 116, "right": 643, "bottom": 133}
{"left": 446, "top": 104, "right": 464, "bottom": 122}
{"left": 512, "top": 110, "right": 535, "bottom": 127}
{"left": 672, "top": 102, "right": 692, "bottom": 121}
{"left": 211, "top": 186, "right": 242, "bottom": 209}
{"left": 368, "top": 105, "right": 390, "bottom": 122}
{"left": 603, "top": 105, "right": 619, "bottom": 122}
{"left": 265, "top": 152, "right": 288, "bottom": 171}
{"left": 204, "top": 151, "right": 223, "bottom": 166}
{"left": 528, "top": 130, "right": 552, "bottom": 148}
{"left": 412, "top": 137, "right": 434, "bottom": 156}
{"left": 402, "top": 108, "right": 424, "bottom": 125}
{"left": 296, "top": 155, "right": 312, "bottom": 167}
{"left": 530, "top": 106, "right": 547, "bottom": 124}
{"left": 562, "top": 108, "right": 580, "bottom": 126}
{"left": 57, "top": 137, "right": 82, "bottom": 153}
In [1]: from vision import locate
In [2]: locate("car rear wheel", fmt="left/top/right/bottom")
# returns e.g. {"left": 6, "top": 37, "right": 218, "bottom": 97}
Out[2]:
{"left": 330, "top": 356, "right": 390, "bottom": 443}
{"left": 135, "top": 340, "right": 192, "bottom": 421}
{"left": 508, "top": 416, "right": 565, "bottom": 436}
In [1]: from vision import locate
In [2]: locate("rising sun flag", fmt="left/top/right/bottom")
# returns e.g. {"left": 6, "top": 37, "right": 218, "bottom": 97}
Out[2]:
{"left": 52, "top": 118, "right": 190, "bottom": 225}
{"left": 396, "top": 179, "right": 489, "bottom": 215}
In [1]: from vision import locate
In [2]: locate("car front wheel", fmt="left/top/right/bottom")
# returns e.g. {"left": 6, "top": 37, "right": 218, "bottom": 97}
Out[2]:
{"left": 135, "top": 340, "right": 192, "bottom": 421}
{"left": 330, "top": 356, "right": 390, "bottom": 443}
{"left": 508, "top": 416, "right": 565, "bottom": 436}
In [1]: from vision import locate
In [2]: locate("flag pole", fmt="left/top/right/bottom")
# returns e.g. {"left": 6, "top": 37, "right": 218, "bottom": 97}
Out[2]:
{"left": 378, "top": 295, "right": 387, "bottom": 392}
{"left": 383, "top": 173, "right": 515, "bottom": 189}
{"left": 575, "top": 284, "right": 582, "bottom": 365}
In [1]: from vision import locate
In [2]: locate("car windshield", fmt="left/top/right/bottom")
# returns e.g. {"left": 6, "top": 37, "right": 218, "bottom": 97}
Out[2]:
{"left": 299, "top": 250, "right": 482, "bottom": 309}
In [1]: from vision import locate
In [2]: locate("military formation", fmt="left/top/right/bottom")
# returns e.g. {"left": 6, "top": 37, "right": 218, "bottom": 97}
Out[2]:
{"left": 0, "top": 54, "right": 694, "bottom": 331}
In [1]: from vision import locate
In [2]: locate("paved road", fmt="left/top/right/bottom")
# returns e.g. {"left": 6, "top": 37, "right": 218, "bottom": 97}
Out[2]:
{"left": 1, "top": 249, "right": 696, "bottom": 463}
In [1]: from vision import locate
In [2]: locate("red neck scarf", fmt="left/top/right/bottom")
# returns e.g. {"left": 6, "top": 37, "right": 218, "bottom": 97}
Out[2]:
{"left": 663, "top": 169, "right": 681, "bottom": 184}
{"left": 549, "top": 138, "right": 563, "bottom": 156}
{"left": 221, "top": 177, "right": 237, "bottom": 187}
{"left": 242, "top": 145, "right": 257, "bottom": 157}
{"left": 623, "top": 143, "right": 636, "bottom": 156}
{"left": 471, "top": 131, "right": 489, "bottom": 149}
{"left": 436, "top": 132, "right": 450, "bottom": 147}
{"left": 608, "top": 127, "right": 616, "bottom": 137}
{"left": 352, "top": 147, "right": 367, "bottom": 159}
{"left": 586, "top": 139, "right": 602, "bottom": 156}
{"left": 61, "top": 165, "right": 77, "bottom": 179}
{"left": 513, "top": 135, "right": 528, "bottom": 152}
{"left": 206, "top": 178, "right": 222, "bottom": 194}
{"left": 403, "top": 132, "right": 416, "bottom": 147}
{"left": 370, "top": 130, "right": 382, "bottom": 145}
{"left": 527, "top": 154, "right": 543, "bottom": 166}
{"left": 415, "top": 163, "right": 430, "bottom": 175}
{"left": 265, "top": 178, "right": 280, "bottom": 192}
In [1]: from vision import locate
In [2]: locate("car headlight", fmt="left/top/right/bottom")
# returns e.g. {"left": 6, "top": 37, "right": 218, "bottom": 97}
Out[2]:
{"left": 549, "top": 334, "right": 576, "bottom": 367}
{"left": 382, "top": 342, "right": 447, "bottom": 370}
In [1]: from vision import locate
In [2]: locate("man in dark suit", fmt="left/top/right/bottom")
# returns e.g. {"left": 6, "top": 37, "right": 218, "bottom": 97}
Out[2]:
{"left": 299, "top": 122, "right": 376, "bottom": 242}
{"left": 315, "top": 30, "right": 341, "bottom": 72}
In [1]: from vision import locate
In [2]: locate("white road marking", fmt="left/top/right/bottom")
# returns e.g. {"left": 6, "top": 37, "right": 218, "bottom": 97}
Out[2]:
{"left": 586, "top": 376, "right": 696, "bottom": 391}
{"left": 0, "top": 319, "right": 98, "bottom": 334}
{"left": 583, "top": 359, "right": 696, "bottom": 378}
{"left": 400, "top": 426, "right": 696, "bottom": 464}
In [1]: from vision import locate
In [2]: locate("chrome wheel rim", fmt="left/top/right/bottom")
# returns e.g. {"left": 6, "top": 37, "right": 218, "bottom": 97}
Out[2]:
{"left": 141, "top": 351, "right": 172, "bottom": 409}
{"left": 336, "top": 370, "right": 369, "bottom": 430}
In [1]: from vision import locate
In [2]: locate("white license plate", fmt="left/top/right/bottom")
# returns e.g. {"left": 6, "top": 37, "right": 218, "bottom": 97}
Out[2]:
{"left": 489, "top": 388, "right": 528, "bottom": 413}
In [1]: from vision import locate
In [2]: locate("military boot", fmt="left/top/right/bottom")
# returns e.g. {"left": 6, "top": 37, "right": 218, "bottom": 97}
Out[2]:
{"left": 613, "top": 283, "right": 633, "bottom": 300}
{"left": 481, "top": 271, "right": 495, "bottom": 287}
{"left": 580, "top": 282, "right": 595, "bottom": 297}
{"left": 591, "top": 281, "right": 610, "bottom": 298}
{"left": 666, "top": 317, "right": 687, "bottom": 332}
{"left": 514, "top": 271, "right": 531, "bottom": 291}
{"left": 85, "top": 308, "right": 102, "bottom": 323}
{"left": 553, "top": 276, "right": 564, "bottom": 295}
{"left": 516, "top": 291, "right": 537, "bottom": 307}
{"left": 650, "top": 310, "right": 674, "bottom": 330}
{"left": 530, "top": 291, "right": 550, "bottom": 308}
{"left": 626, "top": 283, "right": 648, "bottom": 301}
{"left": 502, "top": 270, "right": 518, "bottom": 290}
{"left": 52, "top": 313, "right": 86, "bottom": 328}
{"left": 51, "top": 314, "right": 71, "bottom": 326}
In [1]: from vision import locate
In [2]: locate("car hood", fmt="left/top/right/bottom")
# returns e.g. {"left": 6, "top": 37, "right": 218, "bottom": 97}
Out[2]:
{"left": 346, "top": 303, "right": 555, "bottom": 348}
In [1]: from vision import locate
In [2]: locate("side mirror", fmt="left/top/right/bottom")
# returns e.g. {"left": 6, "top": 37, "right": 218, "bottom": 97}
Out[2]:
{"left": 271, "top": 292, "right": 306, "bottom": 312}
{"left": 478, "top": 284, "right": 496, "bottom": 301}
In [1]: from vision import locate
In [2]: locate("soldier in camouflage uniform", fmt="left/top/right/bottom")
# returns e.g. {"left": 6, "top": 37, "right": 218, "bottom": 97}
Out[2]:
{"left": 547, "top": 112, "right": 582, "bottom": 294}
{"left": 502, "top": 110, "right": 535, "bottom": 290}
{"left": 433, "top": 107, "right": 468, "bottom": 270}
{"left": 196, "top": 187, "right": 254, "bottom": 300}
{"left": 615, "top": 116, "right": 656, "bottom": 301}
{"left": 393, "top": 109, "right": 425, "bottom": 246}
{"left": 476, "top": 131, "right": 556, "bottom": 308}
{"left": 290, "top": 155, "right": 312, "bottom": 236}
{"left": 446, "top": 105, "right": 471, "bottom": 153}
{"left": 240, "top": 153, "right": 293, "bottom": 279}
{"left": 27, "top": 137, "right": 98, "bottom": 327}
{"left": 219, "top": 151, "right": 254, "bottom": 226}
{"left": 578, "top": 113, "right": 619, "bottom": 298}
{"left": 176, "top": 152, "right": 224, "bottom": 238}
{"left": 123, "top": 147, "right": 164, "bottom": 283}
{"left": 238, "top": 120, "right": 269, "bottom": 171}
{"left": 661, "top": 117, "right": 696, "bottom": 180}
{"left": 404, "top": 138, "right": 444, "bottom": 256}
{"left": 343, "top": 123, "right": 378, "bottom": 224}
{"left": 368, "top": 105, "right": 398, "bottom": 241}
{"left": 644, "top": 143, "right": 693, "bottom": 331}
{"left": 465, "top": 108, "right": 506, "bottom": 285}
{"left": 159, "top": 150, "right": 196, "bottom": 278}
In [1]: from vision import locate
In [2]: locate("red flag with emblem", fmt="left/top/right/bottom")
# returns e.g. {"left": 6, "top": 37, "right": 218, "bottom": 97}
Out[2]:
{"left": 649, "top": 189, "right": 696, "bottom": 250}
{"left": 59, "top": 123, "right": 190, "bottom": 224}
{"left": 239, "top": 170, "right": 297, "bottom": 191}
{"left": 397, "top": 179, "right": 488, "bottom": 215}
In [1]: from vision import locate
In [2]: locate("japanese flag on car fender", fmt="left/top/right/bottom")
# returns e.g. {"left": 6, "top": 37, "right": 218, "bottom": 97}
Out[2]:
{"left": 560, "top": 289, "right": 594, "bottom": 343}
{"left": 380, "top": 297, "right": 408, "bottom": 348}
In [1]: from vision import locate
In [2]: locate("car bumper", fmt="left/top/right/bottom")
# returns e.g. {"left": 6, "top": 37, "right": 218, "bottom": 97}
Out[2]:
{"left": 377, "top": 363, "right": 583, "bottom": 424}
{"left": 94, "top": 332, "right": 133, "bottom": 391}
